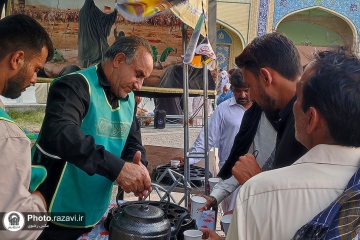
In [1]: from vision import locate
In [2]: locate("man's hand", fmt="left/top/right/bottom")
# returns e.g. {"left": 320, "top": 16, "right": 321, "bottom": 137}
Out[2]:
{"left": 201, "top": 229, "right": 224, "bottom": 239}
{"left": 232, "top": 153, "right": 262, "bottom": 185}
{"left": 220, "top": 211, "right": 233, "bottom": 232}
{"left": 223, "top": 210, "right": 233, "bottom": 216}
{"left": 32, "top": 191, "right": 47, "bottom": 209}
{"left": 116, "top": 151, "right": 152, "bottom": 198}
{"left": 187, "top": 194, "right": 215, "bottom": 212}
{"left": 222, "top": 85, "right": 228, "bottom": 94}
{"left": 171, "top": 156, "right": 184, "bottom": 167}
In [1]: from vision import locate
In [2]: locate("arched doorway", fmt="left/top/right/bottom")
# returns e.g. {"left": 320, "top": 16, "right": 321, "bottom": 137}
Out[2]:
{"left": 276, "top": 7, "right": 356, "bottom": 65}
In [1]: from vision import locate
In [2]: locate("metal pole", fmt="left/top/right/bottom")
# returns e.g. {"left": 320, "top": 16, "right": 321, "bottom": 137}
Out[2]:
{"left": 203, "top": 66, "right": 209, "bottom": 195}
{"left": 182, "top": 22, "right": 190, "bottom": 208}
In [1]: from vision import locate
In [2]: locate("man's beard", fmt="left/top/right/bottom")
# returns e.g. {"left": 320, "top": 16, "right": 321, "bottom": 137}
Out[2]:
{"left": 2, "top": 66, "right": 27, "bottom": 99}
{"left": 257, "top": 83, "right": 280, "bottom": 122}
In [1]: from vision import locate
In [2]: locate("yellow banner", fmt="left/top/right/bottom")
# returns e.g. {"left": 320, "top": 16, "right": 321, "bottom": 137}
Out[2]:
{"left": 115, "top": 0, "right": 184, "bottom": 22}
{"left": 171, "top": 0, "right": 208, "bottom": 36}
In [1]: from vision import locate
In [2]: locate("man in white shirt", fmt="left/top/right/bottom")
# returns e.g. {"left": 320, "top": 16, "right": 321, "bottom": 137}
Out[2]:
{"left": 202, "top": 50, "right": 360, "bottom": 239}
{"left": 188, "top": 69, "right": 252, "bottom": 213}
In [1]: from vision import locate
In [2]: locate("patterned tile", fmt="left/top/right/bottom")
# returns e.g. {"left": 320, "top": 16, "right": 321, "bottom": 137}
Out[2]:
{"left": 350, "top": 3, "right": 358, "bottom": 11}
{"left": 280, "top": 0, "right": 287, "bottom": 7}
{"left": 258, "top": 0, "right": 269, "bottom": 36}
{"left": 273, "top": 0, "right": 360, "bottom": 39}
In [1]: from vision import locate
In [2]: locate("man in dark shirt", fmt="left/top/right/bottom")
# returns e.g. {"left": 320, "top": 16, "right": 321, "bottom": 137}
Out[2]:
{"left": 33, "top": 36, "right": 153, "bottom": 239}
{"left": 230, "top": 32, "right": 308, "bottom": 184}
{"left": 201, "top": 31, "right": 310, "bottom": 240}
{"left": 198, "top": 32, "right": 308, "bottom": 212}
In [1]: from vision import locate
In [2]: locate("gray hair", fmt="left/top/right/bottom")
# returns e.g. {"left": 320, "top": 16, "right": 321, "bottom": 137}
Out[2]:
{"left": 103, "top": 36, "right": 152, "bottom": 64}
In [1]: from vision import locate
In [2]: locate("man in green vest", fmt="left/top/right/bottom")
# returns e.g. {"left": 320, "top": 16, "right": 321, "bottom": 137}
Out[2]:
{"left": 33, "top": 36, "right": 154, "bottom": 239}
{"left": 0, "top": 14, "right": 54, "bottom": 239}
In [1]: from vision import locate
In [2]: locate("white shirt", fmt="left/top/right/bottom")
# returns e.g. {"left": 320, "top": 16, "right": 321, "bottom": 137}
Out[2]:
{"left": 188, "top": 97, "right": 247, "bottom": 169}
{"left": 227, "top": 144, "right": 360, "bottom": 240}
{"left": 211, "top": 112, "right": 276, "bottom": 203}
{"left": 0, "top": 120, "right": 45, "bottom": 239}
{"left": 219, "top": 76, "right": 229, "bottom": 95}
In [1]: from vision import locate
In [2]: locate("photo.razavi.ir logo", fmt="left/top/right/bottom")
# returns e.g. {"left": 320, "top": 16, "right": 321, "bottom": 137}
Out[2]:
{"left": 2, "top": 211, "right": 25, "bottom": 231}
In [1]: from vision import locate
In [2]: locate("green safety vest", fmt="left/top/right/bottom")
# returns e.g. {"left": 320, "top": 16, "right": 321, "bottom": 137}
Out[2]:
{"left": 42, "top": 66, "right": 135, "bottom": 227}
{"left": 0, "top": 108, "right": 47, "bottom": 193}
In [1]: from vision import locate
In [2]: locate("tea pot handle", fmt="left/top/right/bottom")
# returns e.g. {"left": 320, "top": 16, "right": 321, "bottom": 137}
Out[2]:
{"left": 115, "top": 183, "right": 171, "bottom": 215}
{"left": 146, "top": 183, "right": 171, "bottom": 217}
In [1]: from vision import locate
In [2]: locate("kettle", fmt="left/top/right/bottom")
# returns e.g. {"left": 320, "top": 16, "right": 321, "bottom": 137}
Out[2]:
{"left": 109, "top": 183, "right": 172, "bottom": 240}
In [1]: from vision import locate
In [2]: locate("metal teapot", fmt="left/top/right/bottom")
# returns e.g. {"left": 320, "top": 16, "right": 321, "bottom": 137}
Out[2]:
{"left": 109, "top": 184, "right": 173, "bottom": 240}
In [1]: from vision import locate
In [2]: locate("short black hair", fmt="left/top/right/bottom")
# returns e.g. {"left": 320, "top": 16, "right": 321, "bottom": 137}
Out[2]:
{"left": 0, "top": 14, "right": 54, "bottom": 62}
{"left": 230, "top": 68, "right": 248, "bottom": 89}
{"left": 302, "top": 50, "right": 360, "bottom": 147}
{"left": 235, "top": 32, "right": 302, "bottom": 81}
{"left": 228, "top": 68, "right": 237, "bottom": 76}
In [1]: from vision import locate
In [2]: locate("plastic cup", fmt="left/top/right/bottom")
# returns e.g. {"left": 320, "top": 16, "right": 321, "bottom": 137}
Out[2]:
{"left": 221, "top": 214, "right": 233, "bottom": 236}
{"left": 183, "top": 229, "right": 203, "bottom": 240}
{"left": 190, "top": 196, "right": 206, "bottom": 219}
{"left": 208, "top": 178, "right": 220, "bottom": 191}
{"left": 170, "top": 160, "right": 180, "bottom": 168}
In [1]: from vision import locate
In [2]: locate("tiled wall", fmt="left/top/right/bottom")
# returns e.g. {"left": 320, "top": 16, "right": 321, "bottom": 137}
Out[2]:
{"left": 273, "top": 0, "right": 359, "bottom": 35}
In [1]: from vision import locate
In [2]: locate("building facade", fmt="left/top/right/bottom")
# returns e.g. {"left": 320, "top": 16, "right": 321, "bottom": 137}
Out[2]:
{"left": 216, "top": 0, "right": 360, "bottom": 69}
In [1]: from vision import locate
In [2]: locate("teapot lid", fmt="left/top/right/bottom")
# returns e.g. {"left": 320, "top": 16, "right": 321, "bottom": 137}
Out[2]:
{"left": 124, "top": 204, "right": 164, "bottom": 221}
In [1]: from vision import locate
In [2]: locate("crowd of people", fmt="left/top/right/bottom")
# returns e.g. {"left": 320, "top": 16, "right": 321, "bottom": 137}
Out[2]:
{"left": 1, "top": 12, "right": 360, "bottom": 240}
{"left": 201, "top": 32, "right": 360, "bottom": 239}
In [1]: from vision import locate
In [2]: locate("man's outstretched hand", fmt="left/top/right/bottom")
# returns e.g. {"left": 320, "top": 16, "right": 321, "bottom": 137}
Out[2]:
{"left": 116, "top": 151, "right": 152, "bottom": 198}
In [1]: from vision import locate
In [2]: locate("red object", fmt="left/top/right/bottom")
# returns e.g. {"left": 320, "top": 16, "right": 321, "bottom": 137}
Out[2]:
{"left": 104, "top": 5, "right": 111, "bottom": 11}
{"left": 148, "top": 39, "right": 161, "bottom": 43}
{"left": 67, "top": 8, "right": 71, "bottom": 10}
{"left": 32, "top": 6, "right": 36, "bottom": 8}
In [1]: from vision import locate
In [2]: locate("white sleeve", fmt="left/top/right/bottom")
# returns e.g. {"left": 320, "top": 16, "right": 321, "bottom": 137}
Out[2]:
{"left": 226, "top": 186, "right": 247, "bottom": 240}
{"left": 0, "top": 121, "right": 45, "bottom": 240}
{"left": 210, "top": 176, "right": 240, "bottom": 204}
{"left": 188, "top": 107, "right": 223, "bottom": 164}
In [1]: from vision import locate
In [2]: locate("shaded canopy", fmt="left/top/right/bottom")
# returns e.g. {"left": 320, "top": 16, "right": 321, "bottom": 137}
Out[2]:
{"left": 158, "top": 64, "right": 215, "bottom": 90}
